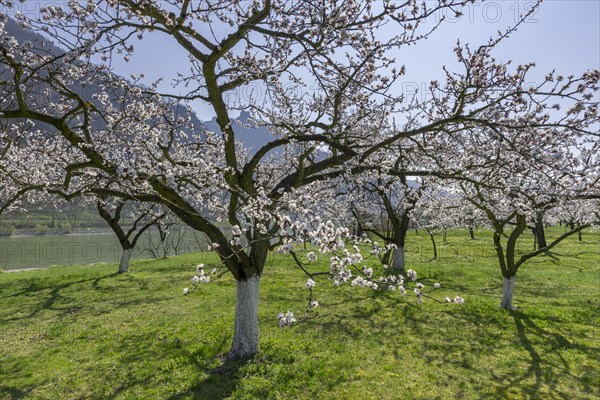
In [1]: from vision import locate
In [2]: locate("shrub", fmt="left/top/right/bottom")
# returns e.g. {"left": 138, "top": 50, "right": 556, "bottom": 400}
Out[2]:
{"left": 57, "top": 222, "right": 72, "bottom": 234}
{"left": 34, "top": 224, "right": 50, "bottom": 235}
{"left": 0, "top": 224, "right": 16, "bottom": 236}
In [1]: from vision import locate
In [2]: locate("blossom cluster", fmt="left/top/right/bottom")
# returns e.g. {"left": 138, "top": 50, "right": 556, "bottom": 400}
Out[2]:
{"left": 277, "top": 311, "right": 296, "bottom": 327}
{"left": 183, "top": 264, "right": 215, "bottom": 295}
{"left": 273, "top": 230, "right": 464, "bottom": 327}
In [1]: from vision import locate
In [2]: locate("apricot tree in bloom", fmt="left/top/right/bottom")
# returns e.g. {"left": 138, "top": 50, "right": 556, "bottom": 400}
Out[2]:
{"left": 96, "top": 198, "right": 167, "bottom": 273}
{"left": 548, "top": 199, "right": 600, "bottom": 241}
{"left": 350, "top": 174, "right": 425, "bottom": 272}
{"left": 0, "top": 119, "right": 68, "bottom": 212}
{"left": 1, "top": 0, "right": 597, "bottom": 357}
{"left": 419, "top": 122, "right": 599, "bottom": 309}
{"left": 0, "top": 0, "right": 478, "bottom": 359}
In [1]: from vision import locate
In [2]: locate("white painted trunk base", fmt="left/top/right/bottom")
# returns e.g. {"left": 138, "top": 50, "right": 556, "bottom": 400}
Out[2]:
{"left": 119, "top": 248, "right": 133, "bottom": 273}
{"left": 501, "top": 276, "right": 516, "bottom": 310}
{"left": 228, "top": 275, "right": 260, "bottom": 360}
{"left": 391, "top": 247, "right": 405, "bottom": 272}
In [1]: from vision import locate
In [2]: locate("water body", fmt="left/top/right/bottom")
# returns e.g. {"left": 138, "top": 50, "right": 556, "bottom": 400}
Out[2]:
{"left": 0, "top": 229, "right": 209, "bottom": 270}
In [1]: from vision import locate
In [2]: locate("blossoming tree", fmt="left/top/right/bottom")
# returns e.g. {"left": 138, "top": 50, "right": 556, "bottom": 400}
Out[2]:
{"left": 96, "top": 197, "right": 167, "bottom": 273}
{"left": 419, "top": 123, "right": 599, "bottom": 309}
{"left": 1, "top": 0, "right": 597, "bottom": 357}
{"left": 408, "top": 184, "right": 466, "bottom": 259}
{"left": 548, "top": 199, "right": 600, "bottom": 242}
{"left": 350, "top": 174, "right": 423, "bottom": 272}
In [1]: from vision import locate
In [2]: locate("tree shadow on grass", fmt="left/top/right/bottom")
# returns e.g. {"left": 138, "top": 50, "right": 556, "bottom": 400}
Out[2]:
{"left": 508, "top": 312, "right": 543, "bottom": 391}
{"left": 82, "top": 325, "right": 242, "bottom": 400}
{"left": 0, "top": 272, "right": 173, "bottom": 324}
{"left": 0, "top": 273, "right": 120, "bottom": 323}
{"left": 0, "top": 385, "right": 35, "bottom": 400}
{"left": 101, "top": 358, "right": 244, "bottom": 400}
{"left": 167, "top": 358, "right": 246, "bottom": 400}
{"left": 110, "top": 357, "right": 245, "bottom": 400}
{"left": 541, "top": 250, "right": 595, "bottom": 263}
{"left": 543, "top": 253, "right": 563, "bottom": 267}
{"left": 400, "top": 300, "right": 600, "bottom": 399}
{"left": 490, "top": 310, "right": 598, "bottom": 399}
{"left": 168, "top": 360, "right": 248, "bottom": 400}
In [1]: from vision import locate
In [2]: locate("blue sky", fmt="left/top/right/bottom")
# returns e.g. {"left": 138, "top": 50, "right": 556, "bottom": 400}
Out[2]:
{"left": 393, "top": 0, "right": 600, "bottom": 106}
{"left": 5, "top": 0, "right": 599, "bottom": 119}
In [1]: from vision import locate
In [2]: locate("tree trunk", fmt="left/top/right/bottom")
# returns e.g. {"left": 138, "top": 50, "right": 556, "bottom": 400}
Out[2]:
{"left": 500, "top": 275, "right": 516, "bottom": 310}
{"left": 380, "top": 246, "right": 392, "bottom": 267}
{"left": 469, "top": 226, "right": 475, "bottom": 240}
{"left": 429, "top": 234, "right": 437, "bottom": 260}
{"left": 228, "top": 275, "right": 261, "bottom": 360}
{"left": 535, "top": 216, "right": 547, "bottom": 249}
{"left": 119, "top": 247, "right": 133, "bottom": 273}
{"left": 391, "top": 247, "right": 405, "bottom": 272}
{"left": 390, "top": 211, "right": 409, "bottom": 272}
{"left": 443, "top": 230, "right": 447, "bottom": 244}
{"left": 577, "top": 223, "right": 583, "bottom": 241}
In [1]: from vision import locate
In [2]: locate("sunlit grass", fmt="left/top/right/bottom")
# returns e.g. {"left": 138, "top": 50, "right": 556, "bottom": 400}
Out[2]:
{"left": 0, "top": 227, "right": 598, "bottom": 399}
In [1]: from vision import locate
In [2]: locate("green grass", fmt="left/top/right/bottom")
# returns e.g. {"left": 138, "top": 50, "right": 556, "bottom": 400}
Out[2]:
{"left": 0, "top": 227, "right": 598, "bottom": 399}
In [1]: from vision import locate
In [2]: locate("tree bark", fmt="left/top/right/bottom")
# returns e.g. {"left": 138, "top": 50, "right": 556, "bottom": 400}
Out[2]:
{"left": 577, "top": 223, "right": 583, "bottom": 241}
{"left": 535, "top": 216, "right": 547, "bottom": 249}
{"left": 429, "top": 234, "right": 437, "bottom": 260}
{"left": 391, "top": 247, "right": 405, "bottom": 272}
{"left": 228, "top": 275, "right": 261, "bottom": 360}
{"left": 469, "top": 226, "right": 475, "bottom": 240}
{"left": 119, "top": 247, "right": 133, "bottom": 273}
{"left": 500, "top": 275, "right": 516, "bottom": 310}
{"left": 390, "top": 211, "right": 409, "bottom": 272}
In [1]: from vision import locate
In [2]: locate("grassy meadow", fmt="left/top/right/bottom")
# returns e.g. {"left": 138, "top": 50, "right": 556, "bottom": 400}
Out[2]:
{"left": 0, "top": 227, "right": 598, "bottom": 399}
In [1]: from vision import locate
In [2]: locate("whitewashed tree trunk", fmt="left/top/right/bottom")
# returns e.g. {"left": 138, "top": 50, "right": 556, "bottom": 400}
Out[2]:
{"left": 119, "top": 248, "right": 133, "bottom": 273}
{"left": 500, "top": 276, "right": 516, "bottom": 310}
{"left": 228, "top": 275, "right": 260, "bottom": 360}
{"left": 391, "top": 247, "right": 405, "bottom": 272}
